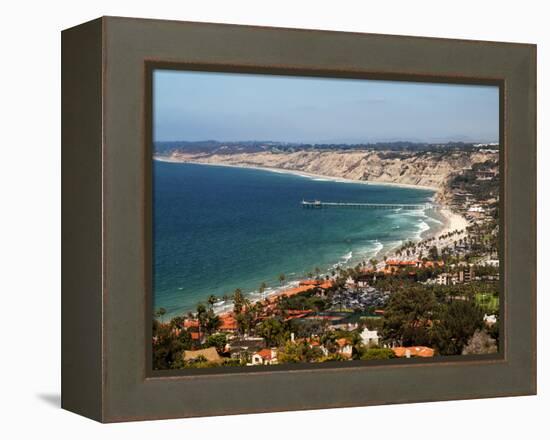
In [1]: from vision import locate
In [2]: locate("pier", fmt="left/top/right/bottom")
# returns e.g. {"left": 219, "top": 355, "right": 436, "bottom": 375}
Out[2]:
{"left": 301, "top": 200, "right": 435, "bottom": 210}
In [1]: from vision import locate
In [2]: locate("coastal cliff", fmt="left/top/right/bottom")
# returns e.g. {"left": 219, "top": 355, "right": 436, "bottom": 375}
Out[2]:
{"left": 159, "top": 149, "right": 498, "bottom": 200}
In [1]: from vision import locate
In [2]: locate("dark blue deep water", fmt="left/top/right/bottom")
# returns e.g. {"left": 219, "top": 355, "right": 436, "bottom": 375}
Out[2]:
{"left": 153, "top": 161, "right": 439, "bottom": 316}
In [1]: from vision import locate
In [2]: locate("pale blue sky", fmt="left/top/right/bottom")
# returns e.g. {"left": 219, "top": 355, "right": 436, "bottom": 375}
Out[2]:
{"left": 153, "top": 69, "right": 499, "bottom": 144}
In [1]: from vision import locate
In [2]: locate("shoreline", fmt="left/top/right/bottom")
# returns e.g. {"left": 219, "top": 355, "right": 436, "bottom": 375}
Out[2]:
{"left": 210, "top": 206, "right": 470, "bottom": 320}
{"left": 162, "top": 206, "right": 470, "bottom": 319}
{"left": 154, "top": 155, "right": 439, "bottom": 192}
{"left": 437, "top": 207, "right": 470, "bottom": 237}
{"left": 154, "top": 156, "right": 470, "bottom": 318}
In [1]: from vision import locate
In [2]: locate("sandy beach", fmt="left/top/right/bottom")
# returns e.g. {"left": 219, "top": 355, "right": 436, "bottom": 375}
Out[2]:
{"left": 438, "top": 208, "right": 470, "bottom": 236}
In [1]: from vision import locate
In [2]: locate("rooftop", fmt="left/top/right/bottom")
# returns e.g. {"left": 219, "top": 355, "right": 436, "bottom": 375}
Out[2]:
{"left": 255, "top": 348, "right": 276, "bottom": 360}
{"left": 392, "top": 346, "right": 434, "bottom": 358}
{"left": 219, "top": 315, "right": 238, "bottom": 331}
{"left": 183, "top": 347, "right": 223, "bottom": 363}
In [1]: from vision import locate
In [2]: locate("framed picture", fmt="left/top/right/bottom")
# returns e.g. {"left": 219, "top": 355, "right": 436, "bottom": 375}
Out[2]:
{"left": 62, "top": 16, "right": 536, "bottom": 422}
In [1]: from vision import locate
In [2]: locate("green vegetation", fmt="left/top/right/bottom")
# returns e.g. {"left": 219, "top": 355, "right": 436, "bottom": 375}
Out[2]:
{"left": 204, "top": 333, "right": 227, "bottom": 354}
{"left": 152, "top": 317, "right": 193, "bottom": 370}
{"left": 361, "top": 348, "right": 396, "bottom": 360}
{"left": 257, "top": 317, "right": 288, "bottom": 347}
{"left": 382, "top": 286, "right": 437, "bottom": 347}
{"left": 432, "top": 300, "right": 484, "bottom": 355}
{"left": 278, "top": 290, "right": 329, "bottom": 312}
{"left": 475, "top": 292, "right": 499, "bottom": 314}
{"left": 277, "top": 341, "right": 324, "bottom": 363}
{"left": 450, "top": 160, "right": 499, "bottom": 202}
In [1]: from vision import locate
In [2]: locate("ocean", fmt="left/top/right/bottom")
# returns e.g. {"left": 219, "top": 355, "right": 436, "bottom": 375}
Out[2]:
{"left": 153, "top": 161, "right": 441, "bottom": 317}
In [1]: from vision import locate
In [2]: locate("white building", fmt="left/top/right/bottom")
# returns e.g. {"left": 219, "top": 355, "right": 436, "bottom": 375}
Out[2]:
{"left": 360, "top": 328, "right": 379, "bottom": 347}
{"left": 345, "top": 276, "right": 356, "bottom": 288}
{"left": 336, "top": 339, "right": 353, "bottom": 358}
{"left": 468, "top": 205, "right": 485, "bottom": 213}
{"left": 435, "top": 273, "right": 457, "bottom": 286}
{"left": 250, "top": 348, "right": 278, "bottom": 366}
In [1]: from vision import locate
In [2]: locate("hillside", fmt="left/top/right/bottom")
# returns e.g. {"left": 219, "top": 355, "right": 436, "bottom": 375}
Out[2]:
{"left": 157, "top": 149, "right": 498, "bottom": 201}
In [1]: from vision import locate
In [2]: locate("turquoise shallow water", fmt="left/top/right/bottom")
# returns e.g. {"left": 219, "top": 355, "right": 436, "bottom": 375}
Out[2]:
{"left": 153, "top": 161, "right": 440, "bottom": 316}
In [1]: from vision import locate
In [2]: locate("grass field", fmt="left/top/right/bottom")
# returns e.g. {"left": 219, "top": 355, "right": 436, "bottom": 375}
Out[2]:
{"left": 475, "top": 292, "right": 499, "bottom": 313}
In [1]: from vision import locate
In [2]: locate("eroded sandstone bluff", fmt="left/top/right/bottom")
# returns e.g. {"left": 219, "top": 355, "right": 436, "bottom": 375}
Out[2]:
{"left": 163, "top": 150, "right": 498, "bottom": 200}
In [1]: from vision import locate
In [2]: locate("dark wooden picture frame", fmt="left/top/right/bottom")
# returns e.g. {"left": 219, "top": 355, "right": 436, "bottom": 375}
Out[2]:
{"left": 62, "top": 16, "right": 536, "bottom": 422}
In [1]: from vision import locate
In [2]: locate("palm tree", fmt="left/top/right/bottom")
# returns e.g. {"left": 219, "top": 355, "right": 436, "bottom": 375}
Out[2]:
{"left": 278, "top": 273, "right": 286, "bottom": 285}
{"left": 233, "top": 288, "right": 244, "bottom": 314}
{"left": 242, "top": 296, "right": 251, "bottom": 311}
{"left": 350, "top": 331, "right": 364, "bottom": 358}
{"left": 155, "top": 307, "right": 167, "bottom": 323}
{"left": 169, "top": 316, "right": 185, "bottom": 330}
{"left": 253, "top": 301, "right": 265, "bottom": 324}
{"left": 207, "top": 294, "right": 217, "bottom": 310}
{"left": 204, "top": 309, "right": 220, "bottom": 336}
{"left": 259, "top": 282, "right": 268, "bottom": 299}
{"left": 196, "top": 303, "right": 207, "bottom": 341}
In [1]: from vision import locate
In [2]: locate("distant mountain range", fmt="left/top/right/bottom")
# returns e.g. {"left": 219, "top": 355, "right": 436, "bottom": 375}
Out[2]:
{"left": 154, "top": 140, "right": 499, "bottom": 156}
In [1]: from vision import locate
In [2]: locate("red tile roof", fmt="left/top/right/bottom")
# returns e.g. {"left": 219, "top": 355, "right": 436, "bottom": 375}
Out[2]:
{"left": 392, "top": 346, "right": 434, "bottom": 358}
{"left": 219, "top": 315, "right": 238, "bottom": 331}
{"left": 423, "top": 261, "right": 445, "bottom": 268}
{"left": 386, "top": 260, "right": 418, "bottom": 267}
{"left": 184, "top": 319, "right": 199, "bottom": 329}
{"left": 255, "top": 348, "right": 275, "bottom": 360}
{"left": 299, "top": 280, "right": 321, "bottom": 286}
{"left": 336, "top": 338, "right": 351, "bottom": 348}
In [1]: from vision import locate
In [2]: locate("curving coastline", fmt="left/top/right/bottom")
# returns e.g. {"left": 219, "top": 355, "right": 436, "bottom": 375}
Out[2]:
{"left": 153, "top": 156, "right": 471, "bottom": 317}
{"left": 155, "top": 148, "right": 497, "bottom": 202}
{"left": 154, "top": 155, "right": 440, "bottom": 192}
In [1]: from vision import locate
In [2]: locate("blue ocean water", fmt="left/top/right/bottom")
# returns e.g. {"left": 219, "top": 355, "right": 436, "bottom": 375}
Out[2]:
{"left": 153, "top": 161, "right": 440, "bottom": 316}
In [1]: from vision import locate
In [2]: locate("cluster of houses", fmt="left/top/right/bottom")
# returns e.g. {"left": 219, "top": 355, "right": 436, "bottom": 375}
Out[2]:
{"left": 450, "top": 160, "right": 499, "bottom": 223}
{"left": 181, "top": 323, "right": 435, "bottom": 367}
{"left": 181, "top": 316, "right": 378, "bottom": 366}
{"left": 345, "top": 248, "right": 498, "bottom": 289}
{"left": 179, "top": 283, "right": 440, "bottom": 367}
{"left": 178, "top": 272, "right": 437, "bottom": 365}
{"left": 343, "top": 259, "right": 446, "bottom": 286}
